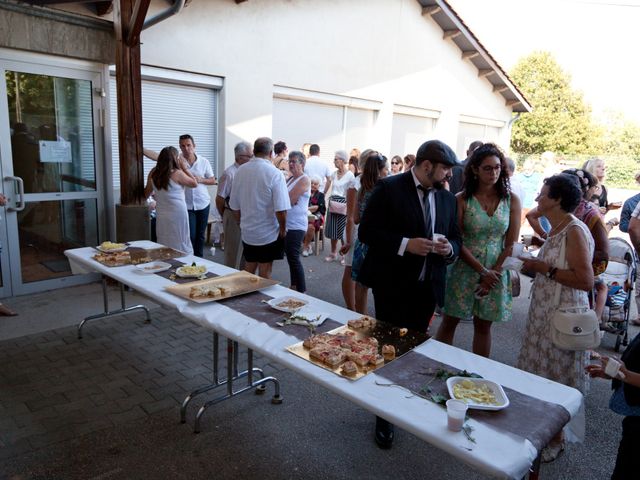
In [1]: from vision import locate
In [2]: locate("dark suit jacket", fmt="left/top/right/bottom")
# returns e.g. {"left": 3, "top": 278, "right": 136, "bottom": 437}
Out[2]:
{"left": 358, "top": 171, "right": 461, "bottom": 306}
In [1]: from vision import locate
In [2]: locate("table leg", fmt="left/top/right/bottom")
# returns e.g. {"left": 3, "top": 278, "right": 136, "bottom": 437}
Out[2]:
{"left": 77, "top": 275, "right": 151, "bottom": 339}
{"left": 188, "top": 336, "right": 283, "bottom": 433}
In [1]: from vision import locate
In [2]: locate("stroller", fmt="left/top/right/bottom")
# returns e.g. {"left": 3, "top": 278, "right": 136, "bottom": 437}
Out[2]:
{"left": 600, "top": 237, "right": 637, "bottom": 352}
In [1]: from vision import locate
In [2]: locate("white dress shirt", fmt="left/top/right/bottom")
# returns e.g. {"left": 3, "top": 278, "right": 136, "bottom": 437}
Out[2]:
{"left": 229, "top": 157, "right": 291, "bottom": 245}
{"left": 304, "top": 155, "right": 332, "bottom": 191}
{"left": 184, "top": 154, "right": 214, "bottom": 211}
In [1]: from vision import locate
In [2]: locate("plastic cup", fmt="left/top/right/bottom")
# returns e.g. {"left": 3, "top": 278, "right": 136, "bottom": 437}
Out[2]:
{"left": 446, "top": 399, "right": 468, "bottom": 432}
{"left": 433, "top": 233, "right": 446, "bottom": 243}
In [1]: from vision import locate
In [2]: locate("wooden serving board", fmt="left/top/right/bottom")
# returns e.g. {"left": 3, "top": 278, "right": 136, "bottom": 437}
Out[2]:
{"left": 164, "top": 271, "right": 279, "bottom": 303}
{"left": 92, "top": 246, "right": 185, "bottom": 267}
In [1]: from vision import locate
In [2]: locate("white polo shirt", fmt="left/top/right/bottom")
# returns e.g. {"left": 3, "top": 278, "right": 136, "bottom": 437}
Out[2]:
{"left": 229, "top": 157, "right": 291, "bottom": 245}
{"left": 184, "top": 154, "right": 214, "bottom": 211}
{"left": 216, "top": 162, "right": 240, "bottom": 206}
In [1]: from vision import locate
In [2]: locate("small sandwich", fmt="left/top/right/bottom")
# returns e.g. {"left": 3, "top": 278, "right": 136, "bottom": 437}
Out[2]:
{"left": 381, "top": 344, "right": 396, "bottom": 360}
{"left": 341, "top": 360, "right": 358, "bottom": 377}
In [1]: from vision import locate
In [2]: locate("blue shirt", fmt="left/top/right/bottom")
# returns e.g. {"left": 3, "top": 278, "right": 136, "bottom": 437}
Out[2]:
{"left": 620, "top": 192, "right": 640, "bottom": 233}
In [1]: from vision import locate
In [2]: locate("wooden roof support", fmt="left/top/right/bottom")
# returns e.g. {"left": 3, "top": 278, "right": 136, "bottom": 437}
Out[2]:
{"left": 114, "top": 0, "right": 150, "bottom": 205}
{"left": 443, "top": 29, "right": 461, "bottom": 39}
{"left": 477, "top": 69, "right": 492, "bottom": 78}
{"left": 461, "top": 50, "right": 479, "bottom": 60}
{"left": 422, "top": 6, "right": 441, "bottom": 16}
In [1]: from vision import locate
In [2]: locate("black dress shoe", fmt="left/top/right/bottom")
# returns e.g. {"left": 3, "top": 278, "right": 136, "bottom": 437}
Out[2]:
{"left": 374, "top": 416, "right": 394, "bottom": 449}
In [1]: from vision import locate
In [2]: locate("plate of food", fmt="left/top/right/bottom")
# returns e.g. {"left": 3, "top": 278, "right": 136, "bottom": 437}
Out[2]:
{"left": 96, "top": 241, "right": 127, "bottom": 253}
{"left": 265, "top": 296, "right": 309, "bottom": 313}
{"left": 446, "top": 377, "right": 509, "bottom": 411}
{"left": 134, "top": 261, "right": 172, "bottom": 274}
{"left": 175, "top": 264, "right": 208, "bottom": 278}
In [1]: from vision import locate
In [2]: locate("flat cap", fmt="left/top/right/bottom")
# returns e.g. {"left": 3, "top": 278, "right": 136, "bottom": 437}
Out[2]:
{"left": 416, "top": 140, "right": 458, "bottom": 167}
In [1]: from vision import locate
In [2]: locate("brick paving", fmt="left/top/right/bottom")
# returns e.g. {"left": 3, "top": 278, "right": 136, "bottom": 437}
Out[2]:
{"left": 0, "top": 306, "right": 283, "bottom": 461}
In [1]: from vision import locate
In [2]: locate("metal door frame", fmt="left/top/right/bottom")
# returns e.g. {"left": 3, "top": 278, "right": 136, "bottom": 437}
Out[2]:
{"left": 0, "top": 49, "right": 106, "bottom": 296}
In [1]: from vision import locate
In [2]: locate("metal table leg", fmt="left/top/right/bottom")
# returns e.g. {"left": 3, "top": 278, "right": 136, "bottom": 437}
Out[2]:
{"left": 77, "top": 275, "right": 151, "bottom": 339}
{"left": 181, "top": 334, "right": 283, "bottom": 433}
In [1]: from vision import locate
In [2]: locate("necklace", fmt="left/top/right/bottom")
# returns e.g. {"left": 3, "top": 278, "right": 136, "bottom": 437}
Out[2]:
{"left": 549, "top": 215, "right": 572, "bottom": 236}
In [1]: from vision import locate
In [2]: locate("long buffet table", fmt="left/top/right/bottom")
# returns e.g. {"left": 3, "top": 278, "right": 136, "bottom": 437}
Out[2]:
{"left": 65, "top": 241, "right": 584, "bottom": 480}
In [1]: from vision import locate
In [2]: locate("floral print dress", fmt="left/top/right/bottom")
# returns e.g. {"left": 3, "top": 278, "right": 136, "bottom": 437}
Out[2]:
{"left": 444, "top": 195, "right": 512, "bottom": 322}
{"left": 516, "top": 219, "right": 594, "bottom": 393}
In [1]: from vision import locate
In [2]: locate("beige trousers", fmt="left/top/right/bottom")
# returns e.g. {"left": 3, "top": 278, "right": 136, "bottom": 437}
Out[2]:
{"left": 223, "top": 209, "right": 244, "bottom": 270}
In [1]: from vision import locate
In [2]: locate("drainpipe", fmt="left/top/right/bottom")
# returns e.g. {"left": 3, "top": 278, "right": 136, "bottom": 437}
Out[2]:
{"left": 143, "top": 0, "right": 186, "bottom": 30}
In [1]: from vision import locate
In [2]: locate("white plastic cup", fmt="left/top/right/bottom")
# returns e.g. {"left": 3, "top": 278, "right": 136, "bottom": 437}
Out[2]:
{"left": 433, "top": 233, "right": 446, "bottom": 243}
{"left": 446, "top": 399, "right": 468, "bottom": 432}
{"left": 605, "top": 358, "right": 622, "bottom": 378}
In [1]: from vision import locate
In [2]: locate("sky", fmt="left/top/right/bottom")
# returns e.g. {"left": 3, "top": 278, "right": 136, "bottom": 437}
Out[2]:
{"left": 447, "top": 0, "right": 640, "bottom": 124}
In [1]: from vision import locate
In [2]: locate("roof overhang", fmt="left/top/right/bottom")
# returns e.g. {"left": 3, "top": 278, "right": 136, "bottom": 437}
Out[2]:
{"left": 419, "top": 0, "right": 532, "bottom": 113}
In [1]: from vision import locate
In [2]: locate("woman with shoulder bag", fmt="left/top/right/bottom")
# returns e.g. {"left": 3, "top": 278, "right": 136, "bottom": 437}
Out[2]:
{"left": 324, "top": 150, "right": 354, "bottom": 262}
{"left": 518, "top": 173, "right": 595, "bottom": 463}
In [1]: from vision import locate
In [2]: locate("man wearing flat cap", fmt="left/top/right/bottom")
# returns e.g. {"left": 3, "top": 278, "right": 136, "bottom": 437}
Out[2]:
{"left": 358, "top": 139, "right": 462, "bottom": 449}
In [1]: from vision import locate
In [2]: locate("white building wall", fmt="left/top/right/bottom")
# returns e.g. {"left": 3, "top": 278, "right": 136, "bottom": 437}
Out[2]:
{"left": 139, "top": 0, "right": 513, "bottom": 166}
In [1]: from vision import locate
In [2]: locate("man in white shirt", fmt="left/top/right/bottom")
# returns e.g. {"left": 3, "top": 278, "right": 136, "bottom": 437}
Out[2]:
{"left": 179, "top": 134, "right": 217, "bottom": 257}
{"left": 304, "top": 144, "right": 332, "bottom": 194}
{"left": 229, "top": 137, "right": 291, "bottom": 279}
{"left": 215, "top": 141, "right": 252, "bottom": 270}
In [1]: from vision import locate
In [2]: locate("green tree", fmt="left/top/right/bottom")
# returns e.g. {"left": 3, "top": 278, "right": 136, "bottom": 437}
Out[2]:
{"left": 510, "top": 51, "right": 600, "bottom": 155}
{"left": 599, "top": 110, "right": 640, "bottom": 159}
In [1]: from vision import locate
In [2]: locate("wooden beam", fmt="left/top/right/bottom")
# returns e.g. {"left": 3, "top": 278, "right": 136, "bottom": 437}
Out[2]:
{"left": 493, "top": 84, "right": 509, "bottom": 93}
{"left": 506, "top": 99, "right": 520, "bottom": 107}
{"left": 442, "top": 29, "right": 461, "bottom": 39}
{"left": 114, "top": 0, "right": 145, "bottom": 205}
{"left": 477, "top": 69, "right": 492, "bottom": 78}
{"left": 461, "top": 51, "right": 479, "bottom": 60}
{"left": 125, "top": 0, "right": 151, "bottom": 47}
{"left": 422, "top": 5, "right": 441, "bottom": 16}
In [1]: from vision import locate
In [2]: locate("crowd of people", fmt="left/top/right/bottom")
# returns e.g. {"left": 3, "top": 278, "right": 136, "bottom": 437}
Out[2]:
{"left": 139, "top": 132, "right": 639, "bottom": 477}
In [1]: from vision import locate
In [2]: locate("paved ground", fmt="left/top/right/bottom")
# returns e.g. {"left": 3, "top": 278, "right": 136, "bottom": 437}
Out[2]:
{"left": 0, "top": 245, "right": 636, "bottom": 479}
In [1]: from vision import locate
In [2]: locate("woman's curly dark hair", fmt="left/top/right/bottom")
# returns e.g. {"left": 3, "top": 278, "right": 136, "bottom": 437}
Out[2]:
{"left": 544, "top": 173, "right": 582, "bottom": 213}
{"left": 462, "top": 142, "right": 510, "bottom": 200}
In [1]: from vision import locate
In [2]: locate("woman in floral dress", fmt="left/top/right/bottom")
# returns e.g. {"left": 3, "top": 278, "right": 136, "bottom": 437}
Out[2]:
{"left": 518, "top": 173, "right": 595, "bottom": 461}
{"left": 437, "top": 143, "right": 521, "bottom": 357}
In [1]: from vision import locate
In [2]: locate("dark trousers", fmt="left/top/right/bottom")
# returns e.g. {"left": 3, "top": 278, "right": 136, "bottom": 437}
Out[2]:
{"left": 188, "top": 204, "right": 210, "bottom": 258}
{"left": 285, "top": 229, "right": 306, "bottom": 292}
{"left": 372, "top": 280, "right": 435, "bottom": 331}
{"left": 612, "top": 416, "right": 640, "bottom": 480}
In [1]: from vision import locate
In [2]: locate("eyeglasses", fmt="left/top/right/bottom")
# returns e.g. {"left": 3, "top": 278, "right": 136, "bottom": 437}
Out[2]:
{"left": 480, "top": 165, "right": 502, "bottom": 172}
{"left": 391, "top": 161, "right": 400, "bottom": 165}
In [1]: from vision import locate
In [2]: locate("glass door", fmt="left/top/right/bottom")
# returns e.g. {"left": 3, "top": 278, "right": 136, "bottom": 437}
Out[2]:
{"left": 0, "top": 58, "right": 104, "bottom": 296}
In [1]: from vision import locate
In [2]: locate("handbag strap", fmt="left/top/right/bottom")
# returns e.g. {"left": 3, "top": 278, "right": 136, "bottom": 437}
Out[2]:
{"left": 552, "top": 221, "right": 573, "bottom": 307}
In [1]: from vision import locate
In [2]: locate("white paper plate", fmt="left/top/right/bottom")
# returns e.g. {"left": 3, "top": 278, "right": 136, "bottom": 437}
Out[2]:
{"left": 446, "top": 376, "right": 510, "bottom": 411}
{"left": 134, "top": 261, "right": 172, "bottom": 274}
{"left": 96, "top": 244, "right": 127, "bottom": 253}
{"left": 175, "top": 265, "right": 208, "bottom": 278}
{"left": 266, "top": 295, "right": 309, "bottom": 313}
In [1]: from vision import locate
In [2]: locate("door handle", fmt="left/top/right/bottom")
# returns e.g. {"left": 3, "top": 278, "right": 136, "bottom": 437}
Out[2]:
{"left": 4, "top": 176, "right": 25, "bottom": 212}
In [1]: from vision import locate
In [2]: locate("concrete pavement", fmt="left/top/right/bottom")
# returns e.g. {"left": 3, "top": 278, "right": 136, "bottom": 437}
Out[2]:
{"left": 0, "top": 246, "right": 634, "bottom": 479}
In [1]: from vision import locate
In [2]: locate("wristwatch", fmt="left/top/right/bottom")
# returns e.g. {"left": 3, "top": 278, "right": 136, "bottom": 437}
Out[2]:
{"left": 546, "top": 266, "right": 558, "bottom": 280}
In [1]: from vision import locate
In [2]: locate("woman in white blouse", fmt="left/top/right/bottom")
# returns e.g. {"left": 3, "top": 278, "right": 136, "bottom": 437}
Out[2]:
{"left": 324, "top": 150, "right": 354, "bottom": 262}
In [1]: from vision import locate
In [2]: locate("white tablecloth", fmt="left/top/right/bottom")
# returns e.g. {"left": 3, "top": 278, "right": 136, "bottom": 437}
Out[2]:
{"left": 65, "top": 242, "right": 584, "bottom": 479}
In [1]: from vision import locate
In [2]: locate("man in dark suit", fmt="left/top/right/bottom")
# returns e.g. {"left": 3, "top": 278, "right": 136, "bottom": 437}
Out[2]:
{"left": 358, "top": 139, "right": 462, "bottom": 449}
{"left": 448, "top": 139, "right": 483, "bottom": 195}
